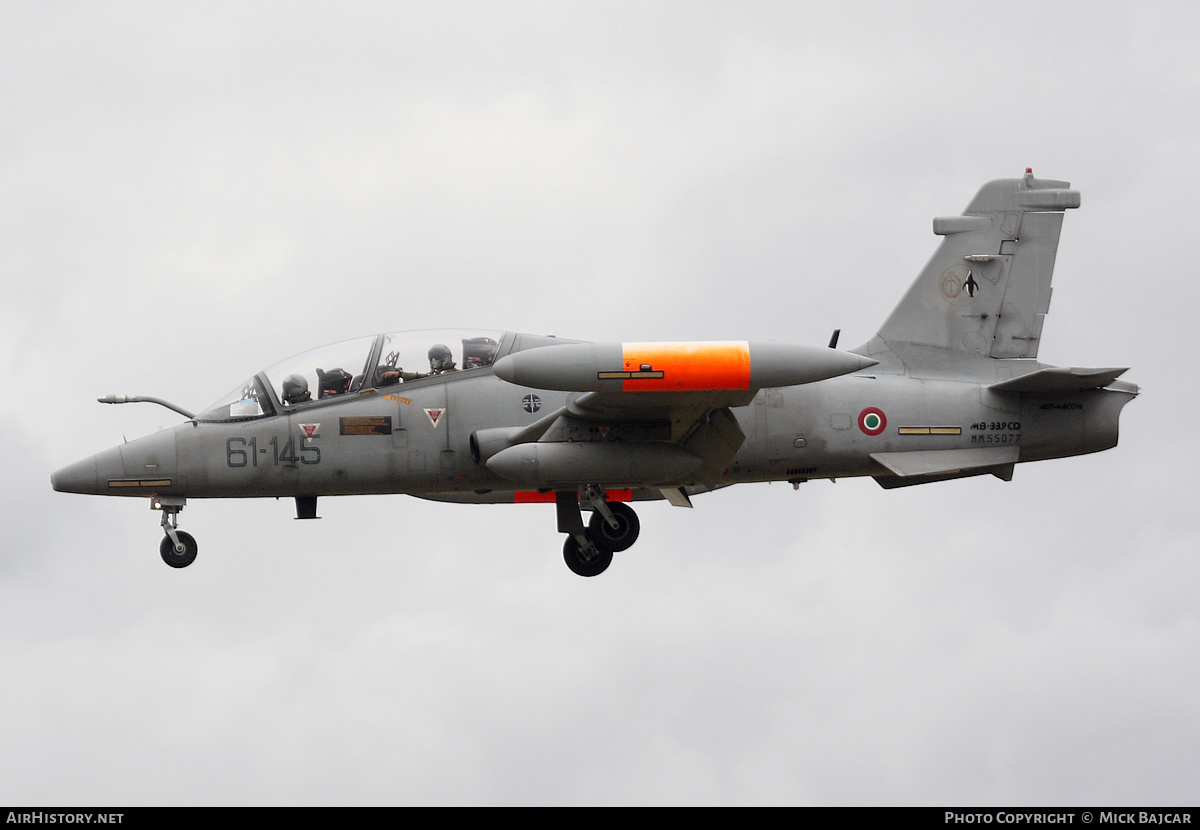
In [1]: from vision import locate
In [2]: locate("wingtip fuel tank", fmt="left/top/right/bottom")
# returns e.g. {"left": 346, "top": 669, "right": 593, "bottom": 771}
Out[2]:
{"left": 492, "top": 341, "right": 876, "bottom": 393}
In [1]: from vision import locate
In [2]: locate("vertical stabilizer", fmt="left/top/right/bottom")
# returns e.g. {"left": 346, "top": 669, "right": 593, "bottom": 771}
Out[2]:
{"left": 875, "top": 171, "right": 1080, "bottom": 360}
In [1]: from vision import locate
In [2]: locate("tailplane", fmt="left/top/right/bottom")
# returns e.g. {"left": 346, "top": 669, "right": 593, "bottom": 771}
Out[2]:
{"left": 867, "top": 170, "right": 1080, "bottom": 362}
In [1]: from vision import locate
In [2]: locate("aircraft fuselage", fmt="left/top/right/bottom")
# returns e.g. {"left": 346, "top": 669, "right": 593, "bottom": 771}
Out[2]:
{"left": 52, "top": 365, "right": 1135, "bottom": 501}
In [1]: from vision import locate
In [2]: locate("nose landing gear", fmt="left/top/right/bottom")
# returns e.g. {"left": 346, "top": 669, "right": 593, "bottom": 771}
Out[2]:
{"left": 159, "top": 531, "right": 198, "bottom": 568}
{"left": 152, "top": 496, "right": 197, "bottom": 568}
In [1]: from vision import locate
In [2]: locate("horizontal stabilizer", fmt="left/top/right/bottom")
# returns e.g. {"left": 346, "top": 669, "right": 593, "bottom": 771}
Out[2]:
{"left": 988, "top": 366, "right": 1127, "bottom": 394}
{"left": 870, "top": 446, "right": 1018, "bottom": 477}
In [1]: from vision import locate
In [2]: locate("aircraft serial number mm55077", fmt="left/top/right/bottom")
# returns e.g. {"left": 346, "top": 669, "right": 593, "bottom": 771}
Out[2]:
{"left": 52, "top": 171, "right": 1138, "bottom": 577}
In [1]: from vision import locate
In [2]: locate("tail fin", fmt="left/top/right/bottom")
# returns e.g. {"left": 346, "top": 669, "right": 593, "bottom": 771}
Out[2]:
{"left": 872, "top": 171, "right": 1080, "bottom": 360}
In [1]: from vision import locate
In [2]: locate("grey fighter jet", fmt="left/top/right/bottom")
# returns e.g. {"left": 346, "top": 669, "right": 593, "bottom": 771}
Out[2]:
{"left": 52, "top": 171, "right": 1138, "bottom": 577}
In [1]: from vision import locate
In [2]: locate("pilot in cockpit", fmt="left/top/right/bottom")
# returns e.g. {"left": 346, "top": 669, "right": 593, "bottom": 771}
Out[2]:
{"left": 427, "top": 344, "right": 457, "bottom": 375}
{"left": 281, "top": 374, "right": 311, "bottom": 405}
{"left": 378, "top": 368, "right": 417, "bottom": 385}
{"left": 376, "top": 349, "right": 419, "bottom": 386}
{"left": 376, "top": 343, "right": 459, "bottom": 385}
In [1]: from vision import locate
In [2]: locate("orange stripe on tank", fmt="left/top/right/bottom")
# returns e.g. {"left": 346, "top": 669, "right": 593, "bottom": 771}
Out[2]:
{"left": 620, "top": 342, "right": 750, "bottom": 391}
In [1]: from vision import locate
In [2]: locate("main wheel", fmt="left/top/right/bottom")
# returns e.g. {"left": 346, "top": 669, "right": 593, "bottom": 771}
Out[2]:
{"left": 563, "top": 535, "right": 613, "bottom": 577}
{"left": 160, "top": 531, "right": 198, "bottom": 568}
{"left": 587, "top": 502, "right": 640, "bottom": 552}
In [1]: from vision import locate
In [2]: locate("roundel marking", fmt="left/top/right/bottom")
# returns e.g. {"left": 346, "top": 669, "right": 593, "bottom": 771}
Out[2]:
{"left": 522, "top": 393, "right": 542, "bottom": 413}
{"left": 858, "top": 407, "right": 887, "bottom": 436}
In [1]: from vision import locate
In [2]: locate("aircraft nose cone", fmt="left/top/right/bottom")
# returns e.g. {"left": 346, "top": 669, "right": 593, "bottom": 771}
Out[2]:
{"left": 51, "top": 455, "right": 99, "bottom": 494}
{"left": 51, "top": 445, "right": 126, "bottom": 495}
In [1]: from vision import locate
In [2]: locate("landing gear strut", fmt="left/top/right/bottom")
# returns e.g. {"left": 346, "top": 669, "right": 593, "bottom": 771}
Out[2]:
{"left": 555, "top": 488, "right": 641, "bottom": 577}
{"left": 152, "top": 496, "right": 197, "bottom": 568}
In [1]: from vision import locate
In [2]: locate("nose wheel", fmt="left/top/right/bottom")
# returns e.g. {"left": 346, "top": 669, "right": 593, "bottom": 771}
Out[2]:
{"left": 152, "top": 495, "right": 197, "bottom": 569}
{"left": 160, "top": 531, "right": 198, "bottom": 568}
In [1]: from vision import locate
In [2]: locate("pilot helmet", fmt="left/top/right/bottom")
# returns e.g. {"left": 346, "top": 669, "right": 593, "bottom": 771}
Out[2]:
{"left": 428, "top": 344, "right": 454, "bottom": 372}
{"left": 281, "top": 374, "right": 310, "bottom": 404}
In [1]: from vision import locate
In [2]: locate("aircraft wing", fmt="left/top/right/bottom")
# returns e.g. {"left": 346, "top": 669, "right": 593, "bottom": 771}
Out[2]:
{"left": 487, "top": 341, "right": 876, "bottom": 486}
{"left": 559, "top": 389, "right": 752, "bottom": 484}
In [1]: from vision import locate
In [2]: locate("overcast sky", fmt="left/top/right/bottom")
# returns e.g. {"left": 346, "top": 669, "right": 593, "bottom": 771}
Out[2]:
{"left": 2, "top": 1, "right": 1197, "bottom": 806}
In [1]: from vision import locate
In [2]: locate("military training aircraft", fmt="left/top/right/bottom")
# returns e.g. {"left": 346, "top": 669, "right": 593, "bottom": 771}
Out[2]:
{"left": 52, "top": 171, "right": 1138, "bottom": 576}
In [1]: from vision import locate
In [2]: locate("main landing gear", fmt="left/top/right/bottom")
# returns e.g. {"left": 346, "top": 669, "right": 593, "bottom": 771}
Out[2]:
{"left": 557, "top": 486, "right": 641, "bottom": 577}
{"left": 152, "top": 496, "right": 197, "bottom": 568}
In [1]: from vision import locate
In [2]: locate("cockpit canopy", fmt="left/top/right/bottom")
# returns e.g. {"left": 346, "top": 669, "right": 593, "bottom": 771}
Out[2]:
{"left": 197, "top": 329, "right": 509, "bottom": 422}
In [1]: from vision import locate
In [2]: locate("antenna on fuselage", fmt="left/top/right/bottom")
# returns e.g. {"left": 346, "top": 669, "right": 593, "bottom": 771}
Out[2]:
{"left": 828, "top": 329, "right": 841, "bottom": 349}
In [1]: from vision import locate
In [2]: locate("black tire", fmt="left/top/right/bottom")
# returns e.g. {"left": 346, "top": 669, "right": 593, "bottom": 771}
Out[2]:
{"left": 587, "top": 502, "right": 640, "bottom": 552}
{"left": 563, "top": 535, "right": 613, "bottom": 577}
{"left": 160, "top": 531, "right": 198, "bottom": 568}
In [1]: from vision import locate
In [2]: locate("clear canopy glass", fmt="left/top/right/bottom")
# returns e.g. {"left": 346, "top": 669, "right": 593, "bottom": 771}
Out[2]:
{"left": 372, "top": 329, "right": 503, "bottom": 389}
{"left": 195, "top": 375, "right": 275, "bottom": 422}
{"left": 196, "top": 330, "right": 507, "bottom": 422}
{"left": 261, "top": 335, "right": 378, "bottom": 405}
